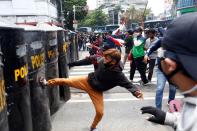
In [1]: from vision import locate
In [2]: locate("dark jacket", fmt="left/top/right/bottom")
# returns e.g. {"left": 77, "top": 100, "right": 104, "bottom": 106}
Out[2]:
{"left": 88, "top": 59, "right": 139, "bottom": 94}
{"left": 124, "top": 35, "right": 134, "bottom": 54}
{"left": 104, "top": 36, "right": 116, "bottom": 48}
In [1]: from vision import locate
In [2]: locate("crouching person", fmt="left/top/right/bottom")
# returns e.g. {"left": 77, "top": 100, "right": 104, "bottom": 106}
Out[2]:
{"left": 40, "top": 48, "right": 143, "bottom": 131}
{"left": 141, "top": 13, "right": 197, "bottom": 131}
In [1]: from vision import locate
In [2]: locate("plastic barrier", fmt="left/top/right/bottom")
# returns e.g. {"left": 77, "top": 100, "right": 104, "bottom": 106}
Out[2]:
{"left": 38, "top": 23, "right": 60, "bottom": 115}
{"left": 0, "top": 25, "right": 32, "bottom": 131}
{"left": 66, "top": 32, "right": 71, "bottom": 63}
{"left": 21, "top": 25, "right": 52, "bottom": 131}
{"left": 69, "top": 32, "right": 76, "bottom": 63}
{"left": 0, "top": 42, "right": 9, "bottom": 131}
{"left": 74, "top": 33, "right": 79, "bottom": 60}
{"left": 57, "top": 30, "right": 71, "bottom": 101}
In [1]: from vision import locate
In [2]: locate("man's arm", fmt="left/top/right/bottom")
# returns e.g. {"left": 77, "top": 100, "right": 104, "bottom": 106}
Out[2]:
{"left": 144, "top": 38, "right": 150, "bottom": 50}
{"left": 116, "top": 73, "right": 143, "bottom": 98}
{"left": 146, "top": 38, "right": 162, "bottom": 56}
{"left": 144, "top": 38, "right": 162, "bottom": 63}
{"left": 68, "top": 56, "right": 95, "bottom": 68}
{"left": 141, "top": 106, "right": 180, "bottom": 129}
{"left": 165, "top": 112, "right": 180, "bottom": 128}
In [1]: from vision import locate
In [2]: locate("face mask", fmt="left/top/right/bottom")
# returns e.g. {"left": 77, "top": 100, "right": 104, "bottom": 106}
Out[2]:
{"left": 158, "top": 57, "right": 181, "bottom": 86}
{"left": 158, "top": 57, "right": 192, "bottom": 86}
{"left": 104, "top": 61, "right": 113, "bottom": 67}
{"left": 158, "top": 51, "right": 179, "bottom": 80}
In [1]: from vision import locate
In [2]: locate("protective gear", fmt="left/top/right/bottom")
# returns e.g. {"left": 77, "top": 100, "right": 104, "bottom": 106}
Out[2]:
{"left": 141, "top": 106, "right": 166, "bottom": 124}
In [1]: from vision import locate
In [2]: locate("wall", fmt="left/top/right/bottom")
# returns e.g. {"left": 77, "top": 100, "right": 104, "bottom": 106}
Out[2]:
{"left": 0, "top": 0, "right": 58, "bottom": 23}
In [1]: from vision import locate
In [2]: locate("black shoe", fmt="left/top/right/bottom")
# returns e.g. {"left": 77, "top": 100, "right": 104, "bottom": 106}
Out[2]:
{"left": 90, "top": 127, "right": 98, "bottom": 131}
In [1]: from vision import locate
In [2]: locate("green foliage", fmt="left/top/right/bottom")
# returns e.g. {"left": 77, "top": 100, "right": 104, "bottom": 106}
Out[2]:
{"left": 79, "top": 9, "right": 108, "bottom": 27}
{"left": 63, "top": 0, "right": 88, "bottom": 30}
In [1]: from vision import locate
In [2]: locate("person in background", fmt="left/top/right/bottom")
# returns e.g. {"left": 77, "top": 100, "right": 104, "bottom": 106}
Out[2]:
{"left": 103, "top": 31, "right": 116, "bottom": 48}
{"left": 123, "top": 30, "right": 134, "bottom": 65}
{"left": 130, "top": 27, "right": 149, "bottom": 85}
{"left": 141, "top": 12, "right": 197, "bottom": 131}
{"left": 40, "top": 49, "right": 143, "bottom": 131}
{"left": 68, "top": 45, "right": 110, "bottom": 70}
{"left": 89, "top": 35, "right": 102, "bottom": 55}
{"left": 144, "top": 28, "right": 159, "bottom": 82}
{"left": 144, "top": 38, "right": 176, "bottom": 109}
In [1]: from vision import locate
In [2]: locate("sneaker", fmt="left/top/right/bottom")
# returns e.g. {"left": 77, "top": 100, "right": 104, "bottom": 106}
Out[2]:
{"left": 39, "top": 77, "right": 48, "bottom": 86}
{"left": 90, "top": 128, "right": 98, "bottom": 131}
{"left": 142, "top": 82, "right": 151, "bottom": 86}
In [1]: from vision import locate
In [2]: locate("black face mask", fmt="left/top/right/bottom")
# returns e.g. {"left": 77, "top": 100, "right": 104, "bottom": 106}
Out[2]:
{"left": 158, "top": 58, "right": 180, "bottom": 85}
{"left": 104, "top": 61, "right": 113, "bottom": 68}
{"left": 158, "top": 57, "right": 191, "bottom": 85}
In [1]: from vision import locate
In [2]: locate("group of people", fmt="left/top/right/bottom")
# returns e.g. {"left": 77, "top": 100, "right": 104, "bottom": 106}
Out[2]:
{"left": 40, "top": 12, "right": 197, "bottom": 131}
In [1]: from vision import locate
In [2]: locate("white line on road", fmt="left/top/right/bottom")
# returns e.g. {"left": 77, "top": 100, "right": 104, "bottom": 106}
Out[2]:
{"left": 67, "top": 96, "right": 183, "bottom": 103}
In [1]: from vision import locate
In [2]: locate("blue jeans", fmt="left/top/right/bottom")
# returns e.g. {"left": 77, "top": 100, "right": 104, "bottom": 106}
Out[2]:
{"left": 155, "top": 68, "right": 176, "bottom": 109}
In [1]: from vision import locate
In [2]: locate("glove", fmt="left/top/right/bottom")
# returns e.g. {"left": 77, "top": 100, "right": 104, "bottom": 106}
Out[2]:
{"left": 141, "top": 106, "right": 166, "bottom": 124}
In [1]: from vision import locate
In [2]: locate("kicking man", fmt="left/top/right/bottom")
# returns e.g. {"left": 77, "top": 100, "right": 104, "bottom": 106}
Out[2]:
{"left": 40, "top": 48, "right": 143, "bottom": 131}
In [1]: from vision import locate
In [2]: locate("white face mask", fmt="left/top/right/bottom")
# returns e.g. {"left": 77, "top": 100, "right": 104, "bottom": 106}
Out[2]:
{"left": 134, "top": 32, "right": 140, "bottom": 37}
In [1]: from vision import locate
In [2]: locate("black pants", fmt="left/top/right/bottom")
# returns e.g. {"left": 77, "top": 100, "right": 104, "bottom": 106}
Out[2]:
{"left": 147, "top": 59, "right": 156, "bottom": 81}
{"left": 130, "top": 56, "right": 148, "bottom": 83}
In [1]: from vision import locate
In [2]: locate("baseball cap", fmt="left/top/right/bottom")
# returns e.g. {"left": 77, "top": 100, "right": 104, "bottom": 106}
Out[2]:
{"left": 162, "top": 12, "right": 197, "bottom": 81}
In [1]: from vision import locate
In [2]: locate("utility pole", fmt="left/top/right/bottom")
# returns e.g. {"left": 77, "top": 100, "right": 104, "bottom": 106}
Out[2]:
{"left": 73, "top": 5, "right": 76, "bottom": 21}
{"left": 59, "top": 0, "right": 64, "bottom": 27}
{"left": 73, "top": 5, "right": 77, "bottom": 31}
{"left": 141, "top": 1, "right": 148, "bottom": 28}
{"left": 72, "top": 5, "right": 88, "bottom": 31}
{"left": 112, "top": 10, "right": 114, "bottom": 25}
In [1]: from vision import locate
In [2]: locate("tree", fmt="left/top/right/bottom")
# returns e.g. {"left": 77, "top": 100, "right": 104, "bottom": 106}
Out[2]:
{"left": 79, "top": 9, "right": 108, "bottom": 27}
{"left": 63, "top": 0, "right": 88, "bottom": 30}
{"left": 123, "top": 6, "right": 152, "bottom": 29}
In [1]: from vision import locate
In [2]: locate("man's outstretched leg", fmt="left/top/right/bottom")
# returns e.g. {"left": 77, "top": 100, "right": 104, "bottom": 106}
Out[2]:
{"left": 87, "top": 88, "right": 104, "bottom": 130}
{"left": 40, "top": 76, "right": 104, "bottom": 130}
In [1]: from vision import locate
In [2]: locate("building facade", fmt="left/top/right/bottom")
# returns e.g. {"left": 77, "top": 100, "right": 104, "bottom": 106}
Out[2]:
{"left": 176, "top": 0, "right": 197, "bottom": 15}
{"left": 0, "top": 0, "right": 61, "bottom": 24}
{"left": 97, "top": 0, "right": 147, "bottom": 24}
{"left": 97, "top": 0, "right": 147, "bottom": 9}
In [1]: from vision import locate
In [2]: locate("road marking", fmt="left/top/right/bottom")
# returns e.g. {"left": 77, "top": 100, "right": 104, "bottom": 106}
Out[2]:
{"left": 67, "top": 96, "right": 183, "bottom": 103}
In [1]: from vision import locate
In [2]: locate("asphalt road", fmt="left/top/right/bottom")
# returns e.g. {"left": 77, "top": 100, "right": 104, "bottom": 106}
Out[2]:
{"left": 51, "top": 50, "right": 181, "bottom": 131}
